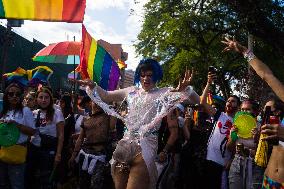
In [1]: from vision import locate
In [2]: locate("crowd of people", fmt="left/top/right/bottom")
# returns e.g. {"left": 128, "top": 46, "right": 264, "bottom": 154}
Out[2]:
{"left": 0, "top": 38, "right": 283, "bottom": 189}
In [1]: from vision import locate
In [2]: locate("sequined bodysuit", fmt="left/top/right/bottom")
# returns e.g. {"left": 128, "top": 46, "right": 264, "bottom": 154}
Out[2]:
{"left": 86, "top": 85, "right": 197, "bottom": 189}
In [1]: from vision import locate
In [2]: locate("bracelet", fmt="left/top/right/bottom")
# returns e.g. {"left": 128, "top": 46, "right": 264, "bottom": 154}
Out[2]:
{"left": 243, "top": 50, "right": 256, "bottom": 62}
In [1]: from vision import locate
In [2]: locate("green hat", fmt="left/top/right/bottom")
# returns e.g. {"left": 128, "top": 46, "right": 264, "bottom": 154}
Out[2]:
{"left": 0, "top": 122, "right": 20, "bottom": 147}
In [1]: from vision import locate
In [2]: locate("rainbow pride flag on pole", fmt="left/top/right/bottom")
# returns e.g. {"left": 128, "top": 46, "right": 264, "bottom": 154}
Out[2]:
{"left": 0, "top": 0, "right": 86, "bottom": 23}
{"left": 78, "top": 25, "right": 120, "bottom": 91}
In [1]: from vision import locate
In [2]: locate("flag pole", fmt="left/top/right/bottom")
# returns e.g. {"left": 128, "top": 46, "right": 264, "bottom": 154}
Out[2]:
{"left": 72, "top": 36, "right": 78, "bottom": 114}
{"left": 73, "top": 36, "right": 76, "bottom": 92}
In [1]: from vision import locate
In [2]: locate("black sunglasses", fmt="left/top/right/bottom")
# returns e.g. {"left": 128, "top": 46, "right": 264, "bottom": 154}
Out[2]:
{"left": 7, "top": 92, "right": 21, "bottom": 98}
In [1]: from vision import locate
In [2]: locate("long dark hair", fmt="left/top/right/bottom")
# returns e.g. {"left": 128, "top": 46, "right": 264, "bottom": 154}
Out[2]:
{"left": 36, "top": 87, "right": 54, "bottom": 122}
{"left": 60, "top": 94, "right": 73, "bottom": 118}
{"left": 1, "top": 83, "right": 23, "bottom": 118}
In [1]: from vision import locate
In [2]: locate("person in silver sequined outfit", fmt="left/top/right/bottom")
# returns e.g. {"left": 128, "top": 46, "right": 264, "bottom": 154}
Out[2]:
{"left": 75, "top": 59, "right": 200, "bottom": 189}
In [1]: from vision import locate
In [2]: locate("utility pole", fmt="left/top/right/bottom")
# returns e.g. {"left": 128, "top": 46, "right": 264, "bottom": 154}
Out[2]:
{"left": 73, "top": 36, "right": 76, "bottom": 92}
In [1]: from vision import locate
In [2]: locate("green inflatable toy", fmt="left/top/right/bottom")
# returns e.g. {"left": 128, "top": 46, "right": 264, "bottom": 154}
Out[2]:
{"left": 0, "top": 122, "right": 20, "bottom": 147}
{"left": 233, "top": 111, "right": 257, "bottom": 139}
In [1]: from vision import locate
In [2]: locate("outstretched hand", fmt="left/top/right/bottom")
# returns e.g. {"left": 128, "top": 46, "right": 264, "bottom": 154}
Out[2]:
{"left": 221, "top": 37, "right": 247, "bottom": 54}
{"left": 172, "top": 68, "right": 193, "bottom": 92}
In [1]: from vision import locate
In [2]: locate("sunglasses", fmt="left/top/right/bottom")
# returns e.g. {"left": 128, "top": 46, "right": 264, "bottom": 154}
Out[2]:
{"left": 7, "top": 92, "right": 21, "bottom": 98}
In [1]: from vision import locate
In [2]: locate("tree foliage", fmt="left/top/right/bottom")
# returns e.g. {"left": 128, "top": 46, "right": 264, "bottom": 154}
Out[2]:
{"left": 135, "top": 0, "right": 284, "bottom": 100}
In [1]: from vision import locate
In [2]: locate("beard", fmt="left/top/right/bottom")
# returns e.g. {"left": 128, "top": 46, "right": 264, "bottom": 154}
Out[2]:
{"left": 226, "top": 106, "right": 237, "bottom": 114}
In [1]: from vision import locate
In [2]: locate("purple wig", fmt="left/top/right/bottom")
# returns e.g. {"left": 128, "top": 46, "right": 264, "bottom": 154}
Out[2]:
{"left": 134, "top": 58, "right": 163, "bottom": 85}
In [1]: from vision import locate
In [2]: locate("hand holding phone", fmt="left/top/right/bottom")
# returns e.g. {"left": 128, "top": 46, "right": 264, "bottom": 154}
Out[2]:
{"left": 207, "top": 66, "right": 217, "bottom": 84}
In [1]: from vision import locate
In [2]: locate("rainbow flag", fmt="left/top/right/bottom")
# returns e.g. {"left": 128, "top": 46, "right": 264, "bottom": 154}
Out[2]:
{"left": 78, "top": 25, "right": 120, "bottom": 91}
{"left": 29, "top": 66, "right": 53, "bottom": 85}
{"left": 0, "top": 0, "right": 86, "bottom": 23}
{"left": 3, "top": 67, "right": 29, "bottom": 86}
{"left": 3, "top": 66, "right": 53, "bottom": 87}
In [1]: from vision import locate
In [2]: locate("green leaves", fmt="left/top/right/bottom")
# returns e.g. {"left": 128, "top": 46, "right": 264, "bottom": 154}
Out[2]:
{"left": 135, "top": 0, "right": 284, "bottom": 99}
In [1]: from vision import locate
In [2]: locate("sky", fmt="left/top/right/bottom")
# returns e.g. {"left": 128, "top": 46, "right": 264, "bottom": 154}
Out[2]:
{"left": 0, "top": 0, "right": 148, "bottom": 70}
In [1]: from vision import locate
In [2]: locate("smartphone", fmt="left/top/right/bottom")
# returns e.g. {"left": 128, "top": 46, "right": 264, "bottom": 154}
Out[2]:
{"left": 269, "top": 115, "right": 280, "bottom": 124}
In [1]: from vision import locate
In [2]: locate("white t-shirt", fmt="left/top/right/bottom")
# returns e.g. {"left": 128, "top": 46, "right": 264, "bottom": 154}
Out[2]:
{"left": 207, "top": 112, "right": 232, "bottom": 166}
{"left": 53, "top": 104, "right": 61, "bottom": 111}
{"left": 2, "top": 107, "right": 35, "bottom": 144}
{"left": 31, "top": 108, "right": 64, "bottom": 146}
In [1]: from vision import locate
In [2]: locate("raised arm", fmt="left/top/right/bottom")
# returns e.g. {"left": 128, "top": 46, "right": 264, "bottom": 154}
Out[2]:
{"left": 248, "top": 59, "right": 284, "bottom": 101}
{"left": 200, "top": 72, "right": 217, "bottom": 116}
{"left": 222, "top": 37, "right": 284, "bottom": 102}
{"left": 95, "top": 85, "right": 131, "bottom": 103}
{"left": 74, "top": 79, "right": 132, "bottom": 103}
